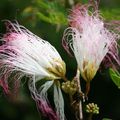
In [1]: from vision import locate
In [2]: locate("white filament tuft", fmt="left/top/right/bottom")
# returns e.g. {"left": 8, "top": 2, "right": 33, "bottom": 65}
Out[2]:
{"left": 54, "top": 83, "right": 65, "bottom": 120}
{"left": 0, "top": 21, "right": 65, "bottom": 81}
{"left": 62, "top": 5, "right": 120, "bottom": 81}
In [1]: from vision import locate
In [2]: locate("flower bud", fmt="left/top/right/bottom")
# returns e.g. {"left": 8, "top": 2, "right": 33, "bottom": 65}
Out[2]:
{"left": 62, "top": 80, "right": 78, "bottom": 95}
{"left": 86, "top": 103, "right": 99, "bottom": 114}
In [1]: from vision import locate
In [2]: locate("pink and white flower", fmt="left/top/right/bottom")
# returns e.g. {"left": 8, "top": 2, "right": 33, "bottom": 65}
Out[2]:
{"left": 62, "top": 4, "right": 120, "bottom": 82}
{"left": 0, "top": 21, "right": 66, "bottom": 120}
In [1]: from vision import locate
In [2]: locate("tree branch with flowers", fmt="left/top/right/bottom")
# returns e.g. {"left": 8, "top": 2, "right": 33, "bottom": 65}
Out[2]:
{"left": 0, "top": 0, "right": 120, "bottom": 120}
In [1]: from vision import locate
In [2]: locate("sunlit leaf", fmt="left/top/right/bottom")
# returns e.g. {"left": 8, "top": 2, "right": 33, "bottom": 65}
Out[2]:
{"left": 102, "top": 118, "right": 112, "bottom": 120}
{"left": 109, "top": 68, "right": 120, "bottom": 89}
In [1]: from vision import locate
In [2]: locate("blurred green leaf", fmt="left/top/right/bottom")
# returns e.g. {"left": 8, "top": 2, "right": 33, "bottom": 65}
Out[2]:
{"left": 109, "top": 68, "right": 120, "bottom": 89}
{"left": 102, "top": 118, "right": 112, "bottom": 120}
{"left": 36, "top": 0, "right": 68, "bottom": 25}
{"left": 101, "top": 8, "right": 120, "bottom": 20}
{"left": 37, "top": 12, "right": 51, "bottom": 23}
{"left": 22, "top": 0, "right": 68, "bottom": 26}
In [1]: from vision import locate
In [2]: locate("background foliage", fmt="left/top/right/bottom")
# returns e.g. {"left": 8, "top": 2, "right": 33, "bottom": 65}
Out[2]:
{"left": 0, "top": 0, "right": 120, "bottom": 120}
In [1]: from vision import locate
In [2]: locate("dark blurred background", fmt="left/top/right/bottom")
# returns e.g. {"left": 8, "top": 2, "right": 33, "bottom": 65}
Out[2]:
{"left": 0, "top": 0, "right": 120, "bottom": 120}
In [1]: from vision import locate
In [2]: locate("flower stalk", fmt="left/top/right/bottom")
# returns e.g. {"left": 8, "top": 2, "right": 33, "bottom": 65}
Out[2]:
{"left": 85, "top": 81, "right": 91, "bottom": 97}
{"left": 74, "top": 68, "right": 83, "bottom": 120}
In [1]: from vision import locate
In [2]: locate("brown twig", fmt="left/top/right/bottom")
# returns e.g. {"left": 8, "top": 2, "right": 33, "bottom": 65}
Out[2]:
{"left": 85, "top": 82, "right": 90, "bottom": 97}
{"left": 88, "top": 113, "right": 93, "bottom": 120}
{"left": 74, "top": 68, "right": 83, "bottom": 120}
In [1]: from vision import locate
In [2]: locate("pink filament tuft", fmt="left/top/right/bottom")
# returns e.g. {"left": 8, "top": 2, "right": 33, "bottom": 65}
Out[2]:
{"left": 36, "top": 99, "right": 59, "bottom": 120}
{"left": 62, "top": 4, "right": 120, "bottom": 69}
{"left": 31, "top": 91, "right": 59, "bottom": 120}
{"left": 68, "top": 4, "right": 88, "bottom": 31}
{"left": 0, "top": 68, "right": 11, "bottom": 95}
{"left": 3, "top": 33, "right": 19, "bottom": 42}
{"left": 0, "top": 67, "right": 22, "bottom": 97}
{"left": 0, "top": 79, "right": 9, "bottom": 94}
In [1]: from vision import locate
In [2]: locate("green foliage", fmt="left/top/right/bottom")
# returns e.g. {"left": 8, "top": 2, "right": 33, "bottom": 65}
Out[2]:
{"left": 22, "top": 0, "right": 120, "bottom": 28}
{"left": 22, "top": 0, "right": 68, "bottom": 26}
{"left": 109, "top": 68, "right": 120, "bottom": 89}
{"left": 101, "top": 8, "right": 120, "bottom": 20}
{"left": 102, "top": 118, "right": 112, "bottom": 120}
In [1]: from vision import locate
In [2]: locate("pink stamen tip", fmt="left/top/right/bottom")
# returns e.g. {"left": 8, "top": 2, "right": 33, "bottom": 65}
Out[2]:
{"left": 3, "top": 33, "right": 19, "bottom": 42}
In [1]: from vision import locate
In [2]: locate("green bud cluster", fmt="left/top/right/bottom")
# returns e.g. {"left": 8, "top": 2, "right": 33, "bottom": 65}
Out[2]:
{"left": 62, "top": 81, "right": 78, "bottom": 95}
{"left": 86, "top": 103, "right": 99, "bottom": 114}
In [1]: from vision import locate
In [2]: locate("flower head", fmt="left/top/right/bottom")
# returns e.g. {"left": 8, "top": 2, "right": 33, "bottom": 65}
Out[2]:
{"left": 0, "top": 21, "right": 66, "bottom": 120}
{"left": 62, "top": 4, "right": 120, "bottom": 82}
{"left": 0, "top": 21, "right": 66, "bottom": 81}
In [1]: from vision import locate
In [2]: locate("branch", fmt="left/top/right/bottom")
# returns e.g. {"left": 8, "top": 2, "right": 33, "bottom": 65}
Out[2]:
{"left": 74, "top": 68, "right": 83, "bottom": 120}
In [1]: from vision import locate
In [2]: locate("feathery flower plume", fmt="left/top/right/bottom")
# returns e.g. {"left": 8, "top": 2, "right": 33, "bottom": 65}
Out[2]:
{"left": 62, "top": 4, "right": 120, "bottom": 94}
{"left": 0, "top": 21, "right": 66, "bottom": 120}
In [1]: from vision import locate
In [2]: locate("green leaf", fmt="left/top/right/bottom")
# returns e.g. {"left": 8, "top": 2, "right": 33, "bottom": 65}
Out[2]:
{"left": 37, "top": 12, "right": 51, "bottom": 23}
{"left": 101, "top": 8, "right": 120, "bottom": 20}
{"left": 35, "top": 0, "right": 68, "bottom": 25}
{"left": 109, "top": 68, "right": 120, "bottom": 89}
{"left": 102, "top": 118, "right": 112, "bottom": 120}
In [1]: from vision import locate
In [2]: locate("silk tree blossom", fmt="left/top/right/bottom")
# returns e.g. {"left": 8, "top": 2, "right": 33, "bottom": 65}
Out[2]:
{"left": 62, "top": 4, "right": 120, "bottom": 83}
{"left": 0, "top": 21, "right": 66, "bottom": 120}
